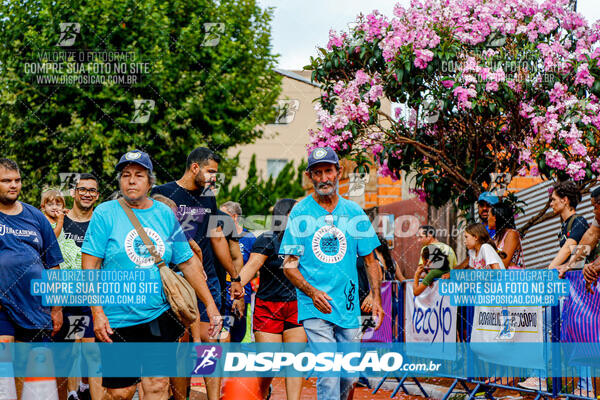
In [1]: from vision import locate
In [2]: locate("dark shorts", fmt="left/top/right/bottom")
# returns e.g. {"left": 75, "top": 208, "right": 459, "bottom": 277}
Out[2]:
{"left": 253, "top": 298, "right": 300, "bottom": 334}
{"left": 0, "top": 308, "right": 53, "bottom": 342}
{"left": 101, "top": 309, "right": 185, "bottom": 389}
{"left": 198, "top": 278, "right": 221, "bottom": 323}
{"left": 54, "top": 307, "right": 94, "bottom": 341}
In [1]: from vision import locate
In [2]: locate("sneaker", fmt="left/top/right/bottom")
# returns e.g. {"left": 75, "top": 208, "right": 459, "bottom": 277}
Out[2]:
{"left": 517, "top": 377, "right": 547, "bottom": 391}
{"left": 67, "top": 392, "right": 79, "bottom": 400}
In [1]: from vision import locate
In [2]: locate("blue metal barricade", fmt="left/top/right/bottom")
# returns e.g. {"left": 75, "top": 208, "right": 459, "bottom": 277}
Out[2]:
{"left": 373, "top": 278, "right": 600, "bottom": 400}
{"left": 372, "top": 280, "right": 429, "bottom": 398}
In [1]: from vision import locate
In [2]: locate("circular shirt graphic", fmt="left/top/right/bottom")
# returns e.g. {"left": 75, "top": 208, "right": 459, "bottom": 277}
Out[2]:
{"left": 312, "top": 226, "right": 347, "bottom": 264}
{"left": 124, "top": 228, "right": 165, "bottom": 267}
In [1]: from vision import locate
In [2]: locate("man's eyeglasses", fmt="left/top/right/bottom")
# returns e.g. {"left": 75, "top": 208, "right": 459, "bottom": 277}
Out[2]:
{"left": 75, "top": 187, "right": 98, "bottom": 195}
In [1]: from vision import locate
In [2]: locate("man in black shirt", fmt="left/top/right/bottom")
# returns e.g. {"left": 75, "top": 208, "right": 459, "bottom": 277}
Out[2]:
{"left": 151, "top": 147, "right": 242, "bottom": 400}
{"left": 64, "top": 173, "right": 99, "bottom": 246}
{"left": 58, "top": 173, "right": 101, "bottom": 400}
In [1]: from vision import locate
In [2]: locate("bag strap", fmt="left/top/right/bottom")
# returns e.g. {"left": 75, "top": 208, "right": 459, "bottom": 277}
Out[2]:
{"left": 118, "top": 198, "right": 167, "bottom": 269}
{"left": 566, "top": 214, "right": 582, "bottom": 235}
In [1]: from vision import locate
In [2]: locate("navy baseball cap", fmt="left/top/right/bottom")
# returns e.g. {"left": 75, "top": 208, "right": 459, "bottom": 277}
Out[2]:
{"left": 478, "top": 192, "right": 499, "bottom": 205}
{"left": 116, "top": 150, "right": 153, "bottom": 172}
{"left": 306, "top": 147, "right": 339, "bottom": 171}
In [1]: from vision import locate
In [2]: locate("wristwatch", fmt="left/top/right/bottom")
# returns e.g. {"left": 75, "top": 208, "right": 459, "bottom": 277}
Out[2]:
{"left": 231, "top": 276, "right": 241, "bottom": 282}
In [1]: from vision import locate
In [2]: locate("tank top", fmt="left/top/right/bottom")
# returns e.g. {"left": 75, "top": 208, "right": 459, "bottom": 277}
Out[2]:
{"left": 497, "top": 229, "right": 525, "bottom": 269}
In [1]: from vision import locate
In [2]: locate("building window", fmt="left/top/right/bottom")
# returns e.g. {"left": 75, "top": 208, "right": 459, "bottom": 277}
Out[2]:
{"left": 267, "top": 159, "right": 288, "bottom": 178}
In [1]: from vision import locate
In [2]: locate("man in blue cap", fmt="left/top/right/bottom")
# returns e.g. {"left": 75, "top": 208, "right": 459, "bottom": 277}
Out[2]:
{"left": 279, "top": 146, "right": 384, "bottom": 400}
{"left": 477, "top": 191, "right": 499, "bottom": 237}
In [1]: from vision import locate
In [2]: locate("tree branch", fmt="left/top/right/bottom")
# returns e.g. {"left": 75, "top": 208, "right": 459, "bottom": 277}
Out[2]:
{"left": 518, "top": 193, "right": 555, "bottom": 236}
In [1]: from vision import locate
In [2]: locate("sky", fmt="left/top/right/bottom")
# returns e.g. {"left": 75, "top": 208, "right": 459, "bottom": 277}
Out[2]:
{"left": 258, "top": 0, "right": 600, "bottom": 70}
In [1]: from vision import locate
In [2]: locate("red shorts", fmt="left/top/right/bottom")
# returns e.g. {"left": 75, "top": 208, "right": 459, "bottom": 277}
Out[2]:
{"left": 253, "top": 298, "right": 301, "bottom": 334}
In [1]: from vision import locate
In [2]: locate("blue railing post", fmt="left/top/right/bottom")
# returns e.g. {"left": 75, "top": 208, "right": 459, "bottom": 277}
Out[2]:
{"left": 551, "top": 303, "right": 561, "bottom": 397}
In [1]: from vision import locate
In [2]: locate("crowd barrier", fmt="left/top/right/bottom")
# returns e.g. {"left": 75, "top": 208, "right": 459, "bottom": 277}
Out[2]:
{"left": 370, "top": 272, "right": 600, "bottom": 399}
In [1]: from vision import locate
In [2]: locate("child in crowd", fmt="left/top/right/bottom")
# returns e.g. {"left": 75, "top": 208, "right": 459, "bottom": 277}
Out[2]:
{"left": 413, "top": 245, "right": 452, "bottom": 296}
{"left": 464, "top": 223, "right": 505, "bottom": 270}
{"left": 41, "top": 189, "right": 80, "bottom": 270}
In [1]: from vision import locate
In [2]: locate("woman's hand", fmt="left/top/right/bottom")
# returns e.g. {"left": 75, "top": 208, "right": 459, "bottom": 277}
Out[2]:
{"left": 93, "top": 310, "right": 113, "bottom": 343}
{"left": 206, "top": 303, "right": 222, "bottom": 339}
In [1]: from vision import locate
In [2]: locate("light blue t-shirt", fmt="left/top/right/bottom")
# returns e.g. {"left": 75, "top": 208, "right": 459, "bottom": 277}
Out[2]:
{"left": 279, "top": 195, "right": 380, "bottom": 328}
{"left": 82, "top": 199, "right": 193, "bottom": 328}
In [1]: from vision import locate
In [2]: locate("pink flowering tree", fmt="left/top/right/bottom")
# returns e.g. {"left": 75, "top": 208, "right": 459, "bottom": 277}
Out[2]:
{"left": 306, "top": 0, "right": 600, "bottom": 229}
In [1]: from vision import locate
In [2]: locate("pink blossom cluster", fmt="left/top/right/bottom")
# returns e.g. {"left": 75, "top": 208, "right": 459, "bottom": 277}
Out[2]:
{"left": 358, "top": 11, "right": 390, "bottom": 42}
{"left": 309, "top": 70, "right": 383, "bottom": 151}
{"left": 327, "top": 30, "right": 347, "bottom": 50}
{"left": 312, "top": 0, "right": 600, "bottom": 186}
{"left": 565, "top": 161, "right": 587, "bottom": 181}
{"left": 545, "top": 150, "right": 568, "bottom": 171}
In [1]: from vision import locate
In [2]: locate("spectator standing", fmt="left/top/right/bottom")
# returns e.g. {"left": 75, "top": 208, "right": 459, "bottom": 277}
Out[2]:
{"left": 81, "top": 150, "right": 220, "bottom": 400}
{"left": 280, "top": 147, "right": 383, "bottom": 400}
{"left": 151, "top": 147, "right": 242, "bottom": 400}
{"left": 0, "top": 158, "right": 64, "bottom": 398}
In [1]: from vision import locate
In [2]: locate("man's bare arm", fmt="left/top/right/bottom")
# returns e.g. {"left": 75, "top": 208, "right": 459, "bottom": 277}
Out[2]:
{"left": 210, "top": 227, "right": 243, "bottom": 299}
{"left": 228, "top": 239, "right": 243, "bottom": 274}
{"left": 363, "top": 252, "right": 384, "bottom": 330}
{"left": 566, "top": 225, "right": 600, "bottom": 269}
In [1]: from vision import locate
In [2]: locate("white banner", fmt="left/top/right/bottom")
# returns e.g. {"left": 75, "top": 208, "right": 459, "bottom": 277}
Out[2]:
{"left": 404, "top": 281, "right": 457, "bottom": 360}
{"left": 471, "top": 306, "right": 544, "bottom": 369}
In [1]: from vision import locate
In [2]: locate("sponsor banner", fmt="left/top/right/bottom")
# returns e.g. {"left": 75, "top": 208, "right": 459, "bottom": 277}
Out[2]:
{"left": 561, "top": 271, "right": 600, "bottom": 366}
{"left": 0, "top": 343, "right": 599, "bottom": 378}
{"left": 471, "top": 305, "right": 544, "bottom": 369}
{"left": 362, "top": 281, "right": 393, "bottom": 343}
{"left": 405, "top": 281, "right": 457, "bottom": 360}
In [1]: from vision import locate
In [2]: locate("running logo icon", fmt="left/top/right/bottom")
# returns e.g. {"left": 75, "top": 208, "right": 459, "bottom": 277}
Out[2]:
{"left": 496, "top": 308, "right": 515, "bottom": 340}
{"left": 131, "top": 100, "right": 155, "bottom": 124}
{"left": 192, "top": 346, "right": 222, "bottom": 375}
{"left": 66, "top": 316, "right": 91, "bottom": 340}
{"left": 57, "top": 23, "right": 80, "bottom": 47}
{"left": 202, "top": 23, "right": 225, "bottom": 47}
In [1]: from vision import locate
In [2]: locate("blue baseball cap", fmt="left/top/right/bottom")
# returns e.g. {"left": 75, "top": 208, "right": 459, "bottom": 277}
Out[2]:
{"left": 306, "top": 147, "right": 339, "bottom": 171}
{"left": 116, "top": 150, "right": 153, "bottom": 172}
{"left": 478, "top": 192, "right": 499, "bottom": 205}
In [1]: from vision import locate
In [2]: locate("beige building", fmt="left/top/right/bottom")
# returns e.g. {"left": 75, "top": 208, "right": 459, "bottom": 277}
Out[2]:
{"left": 227, "top": 69, "right": 321, "bottom": 186}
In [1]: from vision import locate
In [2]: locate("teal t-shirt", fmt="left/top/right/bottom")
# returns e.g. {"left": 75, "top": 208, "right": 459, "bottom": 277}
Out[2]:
{"left": 279, "top": 195, "right": 380, "bottom": 329}
{"left": 82, "top": 199, "right": 193, "bottom": 328}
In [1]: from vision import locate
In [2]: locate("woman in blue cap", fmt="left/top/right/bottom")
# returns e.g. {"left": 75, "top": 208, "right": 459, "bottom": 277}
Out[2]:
{"left": 81, "top": 150, "right": 220, "bottom": 400}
